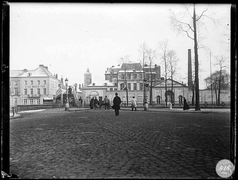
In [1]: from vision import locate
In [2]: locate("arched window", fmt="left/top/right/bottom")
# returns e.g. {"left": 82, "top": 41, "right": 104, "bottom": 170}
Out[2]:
{"left": 179, "top": 95, "right": 183, "bottom": 104}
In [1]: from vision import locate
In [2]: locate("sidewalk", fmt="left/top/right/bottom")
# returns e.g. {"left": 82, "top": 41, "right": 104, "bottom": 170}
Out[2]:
{"left": 120, "top": 107, "right": 230, "bottom": 113}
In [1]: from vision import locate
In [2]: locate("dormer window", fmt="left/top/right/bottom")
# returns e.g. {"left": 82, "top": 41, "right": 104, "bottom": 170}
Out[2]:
{"left": 28, "top": 72, "right": 32, "bottom": 76}
{"left": 92, "top": 83, "right": 95, "bottom": 86}
{"left": 104, "top": 83, "right": 107, "bottom": 86}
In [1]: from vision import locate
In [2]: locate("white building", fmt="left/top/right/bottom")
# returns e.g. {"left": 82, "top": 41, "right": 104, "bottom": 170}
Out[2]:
{"left": 10, "top": 64, "right": 61, "bottom": 107}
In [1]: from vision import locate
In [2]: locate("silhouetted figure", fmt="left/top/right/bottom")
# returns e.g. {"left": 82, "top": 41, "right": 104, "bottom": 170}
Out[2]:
{"left": 94, "top": 97, "right": 99, "bottom": 109}
{"left": 183, "top": 98, "right": 190, "bottom": 110}
{"left": 90, "top": 97, "right": 94, "bottom": 109}
{"left": 113, "top": 93, "right": 121, "bottom": 116}
{"left": 104, "top": 96, "right": 110, "bottom": 110}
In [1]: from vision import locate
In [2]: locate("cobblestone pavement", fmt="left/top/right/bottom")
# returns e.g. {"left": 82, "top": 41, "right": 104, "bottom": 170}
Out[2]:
{"left": 9, "top": 108, "right": 231, "bottom": 179}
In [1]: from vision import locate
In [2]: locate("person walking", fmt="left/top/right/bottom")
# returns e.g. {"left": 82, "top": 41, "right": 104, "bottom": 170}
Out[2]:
{"left": 104, "top": 96, "right": 110, "bottom": 110}
{"left": 113, "top": 93, "right": 121, "bottom": 116}
{"left": 90, "top": 97, "right": 94, "bottom": 109}
{"left": 79, "top": 97, "right": 83, "bottom": 107}
{"left": 131, "top": 96, "right": 137, "bottom": 111}
{"left": 183, "top": 97, "right": 190, "bottom": 110}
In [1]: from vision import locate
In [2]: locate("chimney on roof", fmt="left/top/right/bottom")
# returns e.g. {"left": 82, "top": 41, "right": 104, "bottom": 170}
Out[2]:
{"left": 39, "top": 64, "right": 48, "bottom": 70}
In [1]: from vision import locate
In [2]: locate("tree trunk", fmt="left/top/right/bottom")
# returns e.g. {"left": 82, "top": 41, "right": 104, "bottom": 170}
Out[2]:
{"left": 193, "top": 4, "right": 200, "bottom": 110}
{"left": 218, "top": 69, "right": 222, "bottom": 106}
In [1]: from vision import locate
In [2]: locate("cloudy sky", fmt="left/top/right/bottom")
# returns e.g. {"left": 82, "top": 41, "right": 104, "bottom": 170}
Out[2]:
{"left": 10, "top": 3, "right": 231, "bottom": 89}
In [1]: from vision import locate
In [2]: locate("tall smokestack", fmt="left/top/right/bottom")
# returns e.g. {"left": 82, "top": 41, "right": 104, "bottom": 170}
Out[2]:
{"left": 188, "top": 49, "right": 193, "bottom": 90}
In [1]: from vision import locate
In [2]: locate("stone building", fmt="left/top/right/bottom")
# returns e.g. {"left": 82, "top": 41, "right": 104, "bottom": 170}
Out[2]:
{"left": 10, "top": 64, "right": 61, "bottom": 107}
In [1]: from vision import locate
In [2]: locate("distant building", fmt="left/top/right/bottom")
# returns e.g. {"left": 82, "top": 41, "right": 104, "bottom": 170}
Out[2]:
{"left": 10, "top": 64, "right": 61, "bottom": 106}
{"left": 82, "top": 62, "right": 163, "bottom": 105}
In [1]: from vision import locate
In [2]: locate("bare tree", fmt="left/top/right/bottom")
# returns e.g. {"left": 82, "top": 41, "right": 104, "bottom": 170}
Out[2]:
{"left": 167, "top": 50, "right": 179, "bottom": 104}
{"left": 138, "top": 43, "right": 148, "bottom": 106}
{"left": 170, "top": 4, "right": 211, "bottom": 110}
{"left": 158, "top": 39, "right": 169, "bottom": 106}
{"left": 214, "top": 55, "right": 228, "bottom": 105}
{"left": 120, "top": 55, "right": 130, "bottom": 106}
{"left": 146, "top": 48, "right": 157, "bottom": 105}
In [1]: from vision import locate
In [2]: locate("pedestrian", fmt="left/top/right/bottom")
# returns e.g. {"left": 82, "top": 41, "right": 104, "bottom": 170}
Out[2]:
{"left": 104, "top": 96, "right": 110, "bottom": 110}
{"left": 94, "top": 97, "right": 99, "bottom": 109}
{"left": 113, "top": 93, "right": 121, "bottom": 116}
{"left": 183, "top": 97, "right": 190, "bottom": 110}
{"left": 90, "top": 97, "right": 94, "bottom": 109}
{"left": 131, "top": 96, "right": 137, "bottom": 111}
{"left": 79, "top": 97, "right": 83, "bottom": 107}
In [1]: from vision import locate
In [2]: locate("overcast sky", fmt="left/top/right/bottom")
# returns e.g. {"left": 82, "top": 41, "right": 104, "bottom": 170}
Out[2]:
{"left": 10, "top": 3, "right": 231, "bottom": 89}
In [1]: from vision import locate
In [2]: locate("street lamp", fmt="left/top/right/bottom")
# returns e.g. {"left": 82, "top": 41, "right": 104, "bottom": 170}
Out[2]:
{"left": 65, "top": 78, "right": 69, "bottom": 111}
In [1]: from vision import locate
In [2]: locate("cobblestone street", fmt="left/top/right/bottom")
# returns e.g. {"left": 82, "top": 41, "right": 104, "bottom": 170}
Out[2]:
{"left": 9, "top": 108, "right": 231, "bottom": 179}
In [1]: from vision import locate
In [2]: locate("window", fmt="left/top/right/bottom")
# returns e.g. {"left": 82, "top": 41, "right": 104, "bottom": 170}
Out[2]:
{"left": 114, "top": 83, "right": 117, "bottom": 87}
{"left": 133, "top": 83, "right": 137, "bottom": 90}
{"left": 133, "top": 74, "right": 137, "bottom": 79}
{"left": 15, "top": 81, "right": 18, "bottom": 86}
{"left": 120, "top": 83, "right": 124, "bottom": 90}
{"left": 37, "top": 80, "right": 40, "bottom": 85}
{"left": 128, "top": 83, "right": 131, "bottom": 90}
{"left": 14, "top": 88, "right": 18, "bottom": 95}
{"left": 110, "top": 88, "right": 113, "bottom": 91}
{"left": 30, "top": 99, "right": 33, "bottom": 105}
{"left": 31, "top": 80, "right": 33, "bottom": 85}
{"left": 37, "top": 88, "right": 40, "bottom": 95}
{"left": 30, "top": 89, "right": 33, "bottom": 95}
{"left": 43, "top": 88, "right": 46, "bottom": 95}
{"left": 37, "top": 99, "right": 40, "bottom": 104}
{"left": 24, "top": 89, "right": 27, "bottom": 95}
{"left": 24, "top": 99, "right": 27, "bottom": 105}
{"left": 121, "top": 74, "right": 124, "bottom": 79}
{"left": 44, "top": 80, "right": 46, "bottom": 85}
{"left": 139, "top": 74, "right": 143, "bottom": 79}
{"left": 139, "top": 83, "right": 143, "bottom": 90}
{"left": 127, "top": 74, "right": 131, "bottom": 80}
{"left": 24, "top": 81, "right": 27, "bottom": 85}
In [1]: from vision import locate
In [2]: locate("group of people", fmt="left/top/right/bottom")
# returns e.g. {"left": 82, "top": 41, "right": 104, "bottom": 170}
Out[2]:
{"left": 89, "top": 93, "right": 189, "bottom": 115}
{"left": 89, "top": 96, "right": 110, "bottom": 110}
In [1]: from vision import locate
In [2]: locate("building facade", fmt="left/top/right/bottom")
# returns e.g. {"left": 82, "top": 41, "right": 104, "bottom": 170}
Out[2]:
{"left": 82, "top": 62, "right": 164, "bottom": 105}
{"left": 10, "top": 64, "right": 61, "bottom": 107}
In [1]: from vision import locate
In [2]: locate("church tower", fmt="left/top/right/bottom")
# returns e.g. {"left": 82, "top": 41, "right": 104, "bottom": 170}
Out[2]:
{"left": 84, "top": 68, "right": 92, "bottom": 87}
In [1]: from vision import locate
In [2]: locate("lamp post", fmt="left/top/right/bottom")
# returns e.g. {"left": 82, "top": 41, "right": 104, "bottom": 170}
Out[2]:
{"left": 65, "top": 78, "right": 69, "bottom": 111}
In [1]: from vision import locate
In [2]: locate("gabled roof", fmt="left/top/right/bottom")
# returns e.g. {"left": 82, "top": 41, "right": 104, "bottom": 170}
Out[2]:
{"left": 10, "top": 65, "right": 55, "bottom": 78}
{"left": 10, "top": 70, "right": 25, "bottom": 77}
{"left": 121, "top": 63, "right": 142, "bottom": 71}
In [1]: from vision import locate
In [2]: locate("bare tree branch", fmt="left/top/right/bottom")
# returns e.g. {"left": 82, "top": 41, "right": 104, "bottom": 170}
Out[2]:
{"left": 196, "top": 6, "right": 209, "bottom": 21}
{"left": 171, "top": 11, "right": 194, "bottom": 32}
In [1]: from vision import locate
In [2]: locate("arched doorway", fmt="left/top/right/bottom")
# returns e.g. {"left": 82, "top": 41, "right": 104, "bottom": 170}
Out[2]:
{"left": 90, "top": 91, "right": 99, "bottom": 98}
{"left": 165, "top": 90, "right": 174, "bottom": 104}
{"left": 156, "top": 95, "right": 161, "bottom": 104}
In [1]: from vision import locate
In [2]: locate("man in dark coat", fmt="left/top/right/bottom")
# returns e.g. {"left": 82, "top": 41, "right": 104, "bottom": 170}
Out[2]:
{"left": 113, "top": 93, "right": 121, "bottom": 116}
{"left": 90, "top": 97, "right": 94, "bottom": 109}
{"left": 183, "top": 97, "right": 190, "bottom": 110}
